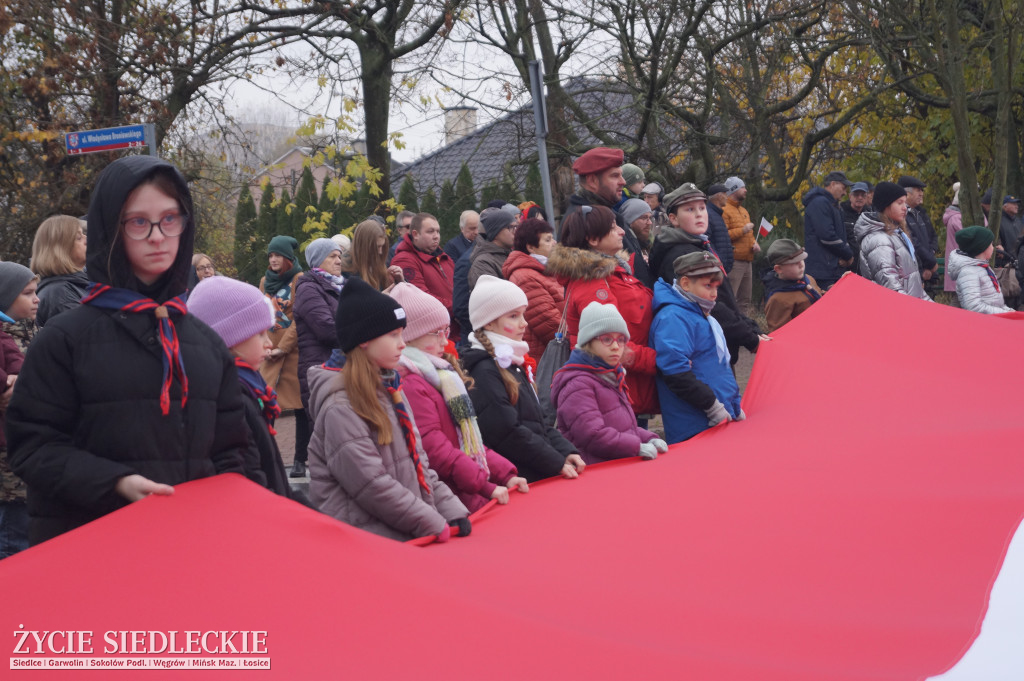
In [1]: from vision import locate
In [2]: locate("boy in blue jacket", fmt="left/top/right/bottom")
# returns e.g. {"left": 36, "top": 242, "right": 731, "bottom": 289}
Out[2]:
{"left": 651, "top": 251, "right": 744, "bottom": 444}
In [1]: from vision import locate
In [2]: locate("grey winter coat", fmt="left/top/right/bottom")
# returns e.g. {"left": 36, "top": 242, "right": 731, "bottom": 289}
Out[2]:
{"left": 306, "top": 366, "right": 468, "bottom": 541}
{"left": 854, "top": 212, "right": 932, "bottom": 301}
{"left": 467, "top": 239, "right": 511, "bottom": 291}
{"left": 946, "top": 249, "right": 1012, "bottom": 314}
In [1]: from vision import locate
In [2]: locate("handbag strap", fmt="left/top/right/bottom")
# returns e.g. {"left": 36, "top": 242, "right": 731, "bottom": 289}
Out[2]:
{"left": 556, "top": 288, "right": 571, "bottom": 338}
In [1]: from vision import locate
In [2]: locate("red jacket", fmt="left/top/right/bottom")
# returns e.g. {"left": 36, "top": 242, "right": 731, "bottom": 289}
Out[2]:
{"left": 546, "top": 245, "right": 659, "bottom": 415}
{"left": 391, "top": 235, "right": 455, "bottom": 310}
{"left": 502, "top": 250, "right": 565, "bottom": 359}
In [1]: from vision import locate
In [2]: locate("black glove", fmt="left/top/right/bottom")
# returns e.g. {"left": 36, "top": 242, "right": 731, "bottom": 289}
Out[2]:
{"left": 449, "top": 517, "right": 472, "bottom": 537}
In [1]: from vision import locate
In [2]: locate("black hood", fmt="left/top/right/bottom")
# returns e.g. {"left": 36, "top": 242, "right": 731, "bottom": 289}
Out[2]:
{"left": 86, "top": 155, "right": 195, "bottom": 301}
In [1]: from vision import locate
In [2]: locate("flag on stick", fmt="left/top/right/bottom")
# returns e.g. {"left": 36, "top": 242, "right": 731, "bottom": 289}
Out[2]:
{"left": 758, "top": 217, "right": 775, "bottom": 239}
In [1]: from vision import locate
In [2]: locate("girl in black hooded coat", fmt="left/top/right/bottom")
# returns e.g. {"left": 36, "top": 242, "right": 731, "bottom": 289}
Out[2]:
{"left": 6, "top": 156, "right": 251, "bottom": 546}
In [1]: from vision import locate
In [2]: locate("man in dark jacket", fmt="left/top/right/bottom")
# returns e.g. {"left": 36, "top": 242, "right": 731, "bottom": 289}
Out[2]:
{"left": 899, "top": 175, "right": 939, "bottom": 286}
{"left": 649, "top": 182, "right": 762, "bottom": 365}
{"left": 803, "top": 170, "right": 855, "bottom": 289}
{"left": 840, "top": 181, "right": 871, "bottom": 273}
{"left": 705, "top": 183, "right": 735, "bottom": 274}
{"left": 443, "top": 210, "right": 479, "bottom": 262}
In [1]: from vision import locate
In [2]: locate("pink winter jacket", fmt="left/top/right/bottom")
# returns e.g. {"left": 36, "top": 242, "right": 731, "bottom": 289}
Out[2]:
{"left": 399, "top": 370, "right": 518, "bottom": 512}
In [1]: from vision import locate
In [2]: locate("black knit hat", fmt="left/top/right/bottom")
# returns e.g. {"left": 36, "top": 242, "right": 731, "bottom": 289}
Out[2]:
{"left": 955, "top": 225, "right": 994, "bottom": 258}
{"left": 335, "top": 276, "right": 407, "bottom": 353}
{"left": 872, "top": 181, "right": 907, "bottom": 212}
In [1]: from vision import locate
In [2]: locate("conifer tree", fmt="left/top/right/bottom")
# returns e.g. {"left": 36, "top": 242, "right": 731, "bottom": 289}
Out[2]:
{"left": 293, "top": 166, "right": 318, "bottom": 239}
{"left": 276, "top": 189, "right": 293, "bottom": 236}
{"left": 397, "top": 174, "right": 418, "bottom": 213}
{"left": 524, "top": 163, "right": 543, "bottom": 204}
{"left": 256, "top": 183, "right": 278, "bottom": 248}
{"left": 233, "top": 185, "right": 260, "bottom": 285}
{"left": 438, "top": 180, "right": 458, "bottom": 244}
{"left": 420, "top": 187, "right": 439, "bottom": 218}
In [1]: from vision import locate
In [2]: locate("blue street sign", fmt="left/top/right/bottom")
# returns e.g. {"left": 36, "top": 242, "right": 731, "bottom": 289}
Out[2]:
{"left": 65, "top": 124, "right": 154, "bottom": 155}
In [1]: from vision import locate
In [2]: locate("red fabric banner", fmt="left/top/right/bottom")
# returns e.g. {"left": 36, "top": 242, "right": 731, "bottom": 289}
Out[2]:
{"left": 2, "top": 275, "right": 1023, "bottom": 678}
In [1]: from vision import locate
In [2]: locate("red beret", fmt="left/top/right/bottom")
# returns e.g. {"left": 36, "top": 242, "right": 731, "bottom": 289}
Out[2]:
{"left": 572, "top": 147, "right": 624, "bottom": 176}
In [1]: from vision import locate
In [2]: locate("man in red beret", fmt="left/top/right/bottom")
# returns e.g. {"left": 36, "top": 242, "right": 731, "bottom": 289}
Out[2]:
{"left": 565, "top": 147, "right": 626, "bottom": 219}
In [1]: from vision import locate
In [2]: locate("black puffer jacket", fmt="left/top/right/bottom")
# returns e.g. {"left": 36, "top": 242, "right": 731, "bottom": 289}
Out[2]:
{"left": 36, "top": 271, "right": 90, "bottom": 327}
{"left": 649, "top": 225, "right": 761, "bottom": 362}
{"left": 6, "top": 156, "right": 249, "bottom": 545}
{"left": 461, "top": 348, "right": 576, "bottom": 482}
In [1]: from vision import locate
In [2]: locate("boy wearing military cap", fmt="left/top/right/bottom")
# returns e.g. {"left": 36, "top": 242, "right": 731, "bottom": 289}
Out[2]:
{"left": 761, "top": 239, "right": 824, "bottom": 333}
{"left": 650, "top": 251, "right": 744, "bottom": 444}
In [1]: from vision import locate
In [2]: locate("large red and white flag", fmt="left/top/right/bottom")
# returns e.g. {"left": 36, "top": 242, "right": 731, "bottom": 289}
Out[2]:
{"left": 2, "top": 276, "right": 1022, "bottom": 679}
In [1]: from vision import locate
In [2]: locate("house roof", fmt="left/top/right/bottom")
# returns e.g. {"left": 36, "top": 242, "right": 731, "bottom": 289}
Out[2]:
{"left": 391, "top": 78, "right": 660, "bottom": 198}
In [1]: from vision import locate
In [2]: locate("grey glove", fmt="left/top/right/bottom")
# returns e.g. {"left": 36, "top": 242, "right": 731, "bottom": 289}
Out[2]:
{"left": 650, "top": 438, "right": 669, "bottom": 453}
{"left": 704, "top": 400, "right": 732, "bottom": 427}
{"left": 735, "top": 409, "right": 747, "bottom": 421}
{"left": 637, "top": 442, "right": 658, "bottom": 460}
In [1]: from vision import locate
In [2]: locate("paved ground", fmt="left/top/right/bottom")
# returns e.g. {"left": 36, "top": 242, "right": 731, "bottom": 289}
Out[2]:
{"left": 274, "top": 347, "right": 757, "bottom": 480}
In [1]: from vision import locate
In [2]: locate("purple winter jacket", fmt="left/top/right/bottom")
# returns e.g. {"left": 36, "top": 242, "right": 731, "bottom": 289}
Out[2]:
{"left": 399, "top": 370, "right": 518, "bottom": 512}
{"left": 550, "top": 355, "right": 658, "bottom": 465}
{"left": 293, "top": 272, "right": 340, "bottom": 409}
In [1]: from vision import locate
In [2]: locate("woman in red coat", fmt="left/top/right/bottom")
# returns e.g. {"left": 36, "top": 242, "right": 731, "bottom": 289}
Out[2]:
{"left": 501, "top": 218, "right": 564, "bottom": 359}
{"left": 546, "top": 205, "right": 658, "bottom": 418}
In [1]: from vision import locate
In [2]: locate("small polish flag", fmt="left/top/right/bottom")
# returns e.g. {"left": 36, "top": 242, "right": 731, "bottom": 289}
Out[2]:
{"left": 758, "top": 217, "right": 775, "bottom": 238}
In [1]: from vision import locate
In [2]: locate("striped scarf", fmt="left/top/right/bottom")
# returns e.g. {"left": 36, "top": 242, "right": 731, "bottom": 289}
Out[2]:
{"left": 83, "top": 283, "right": 188, "bottom": 416}
{"left": 234, "top": 357, "right": 281, "bottom": 435}
{"left": 556, "top": 348, "right": 630, "bottom": 399}
{"left": 398, "top": 348, "right": 489, "bottom": 474}
{"left": 382, "top": 372, "right": 431, "bottom": 494}
{"left": 982, "top": 262, "right": 1001, "bottom": 293}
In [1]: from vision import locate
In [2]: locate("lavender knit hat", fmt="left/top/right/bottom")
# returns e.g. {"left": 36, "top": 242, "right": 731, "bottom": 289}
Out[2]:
{"left": 388, "top": 282, "right": 450, "bottom": 342}
{"left": 188, "top": 276, "right": 274, "bottom": 349}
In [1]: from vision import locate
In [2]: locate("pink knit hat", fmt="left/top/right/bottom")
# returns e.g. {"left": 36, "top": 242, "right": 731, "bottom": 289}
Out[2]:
{"left": 188, "top": 276, "right": 274, "bottom": 349}
{"left": 388, "top": 282, "right": 450, "bottom": 342}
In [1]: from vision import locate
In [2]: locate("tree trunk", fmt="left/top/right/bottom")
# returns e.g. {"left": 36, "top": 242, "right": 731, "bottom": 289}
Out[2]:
{"left": 358, "top": 44, "right": 395, "bottom": 205}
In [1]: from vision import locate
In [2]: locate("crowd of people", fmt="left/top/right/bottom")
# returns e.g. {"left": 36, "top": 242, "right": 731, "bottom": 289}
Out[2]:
{"left": 0, "top": 149, "right": 1018, "bottom": 557}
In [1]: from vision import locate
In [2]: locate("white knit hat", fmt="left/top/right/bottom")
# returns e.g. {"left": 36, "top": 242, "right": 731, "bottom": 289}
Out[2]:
{"left": 576, "top": 302, "right": 629, "bottom": 349}
{"left": 468, "top": 275, "right": 528, "bottom": 331}
{"left": 188, "top": 276, "right": 274, "bottom": 349}
{"left": 388, "top": 282, "right": 449, "bottom": 342}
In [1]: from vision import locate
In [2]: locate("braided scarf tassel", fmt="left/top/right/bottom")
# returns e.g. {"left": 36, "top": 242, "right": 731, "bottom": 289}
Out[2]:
{"left": 437, "top": 368, "right": 490, "bottom": 474}
{"left": 234, "top": 358, "right": 281, "bottom": 436}
{"left": 384, "top": 377, "right": 431, "bottom": 495}
{"left": 83, "top": 283, "right": 189, "bottom": 416}
{"left": 983, "top": 263, "right": 1001, "bottom": 294}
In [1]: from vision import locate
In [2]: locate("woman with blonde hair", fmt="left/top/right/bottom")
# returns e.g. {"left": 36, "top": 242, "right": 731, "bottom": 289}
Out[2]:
{"left": 855, "top": 181, "right": 931, "bottom": 300}
{"left": 342, "top": 219, "right": 403, "bottom": 292}
{"left": 31, "top": 215, "right": 89, "bottom": 326}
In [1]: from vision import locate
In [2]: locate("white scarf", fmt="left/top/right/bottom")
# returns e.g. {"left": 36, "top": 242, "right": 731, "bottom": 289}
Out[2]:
{"left": 530, "top": 253, "right": 549, "bottom": 266}
{"left": 469, "top": 330, "right": 529, "bottom": 368}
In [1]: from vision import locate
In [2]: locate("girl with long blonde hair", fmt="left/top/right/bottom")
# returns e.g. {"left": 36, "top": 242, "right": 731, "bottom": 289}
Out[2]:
{"left": 343, "top": 219, "right": 404, "bottom": 292}
{"left": 31, "top": 215, "right": 88, "bottom": 326}
{"left": 305, "top": 276, "right": 469, "bottom": 542}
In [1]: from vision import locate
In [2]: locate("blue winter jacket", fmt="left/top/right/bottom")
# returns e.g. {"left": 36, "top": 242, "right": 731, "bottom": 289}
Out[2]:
{"left": 802, "top": 187, "right": 853, "bottom": 285}
{"left": 651, "top": 280, "right": 741, "bottom": 444}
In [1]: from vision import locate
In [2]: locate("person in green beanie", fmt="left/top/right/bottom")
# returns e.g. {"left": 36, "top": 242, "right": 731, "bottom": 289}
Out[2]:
{"left": 947, "top": 226, "right": 1012, "bottom": 314}
{"left": 259, "top": 235, "right": 310, "bottom": 477}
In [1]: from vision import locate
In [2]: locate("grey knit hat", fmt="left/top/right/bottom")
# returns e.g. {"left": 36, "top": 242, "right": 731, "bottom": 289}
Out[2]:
{"left": 0, "top": 261, "right": 37, "bottom": 314}
{"left": 576, "top": 301, "right": 629, "bottom": 349}
{"left": 305, "top": 237, "right": 341, "bottom": 270}
{"left": 618, "top": 198, "right": 652, "bottom": 228}
{"left": 621, "top": 163, "right": 645, "bottom": 187}
{"left": 481, "top": 209, "right": 515, "bottom": 241}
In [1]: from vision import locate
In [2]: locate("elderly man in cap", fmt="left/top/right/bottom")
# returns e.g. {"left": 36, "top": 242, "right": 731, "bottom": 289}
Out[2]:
{"left": 641, "top": 181, "right": 670, "bottom": 235}
{"left": 999, "top": 194, "right": 1023, "bottom": 256}
{"left": 802, "top": 170, "right": 855, "bottom": 289}
{"left": 705, "top": 183, "right": 735, "bottom": 274}
{"left": 840, "top": 181, "right": 872, "bottom": 271}
{"left": 721, "top": 177, "right": 760, "bottom": 314}
{"left": 566, "top": 147, "right": 627, "bottom": 218}
{"left": 899, "top": 175, "right": 939, "bottom": 286}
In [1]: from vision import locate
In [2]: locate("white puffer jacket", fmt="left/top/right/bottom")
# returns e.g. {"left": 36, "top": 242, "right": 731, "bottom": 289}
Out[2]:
{"left": 854, "top": 212, "right": 932, "bottom": 301}
{"left": 946, "top": 249, "right": 1012, "bottom": 314}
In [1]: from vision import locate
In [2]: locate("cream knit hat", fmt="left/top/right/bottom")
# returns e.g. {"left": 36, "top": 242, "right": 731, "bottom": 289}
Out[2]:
{"left": 468, "top": 275, "right": 528, "bottom": 331}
